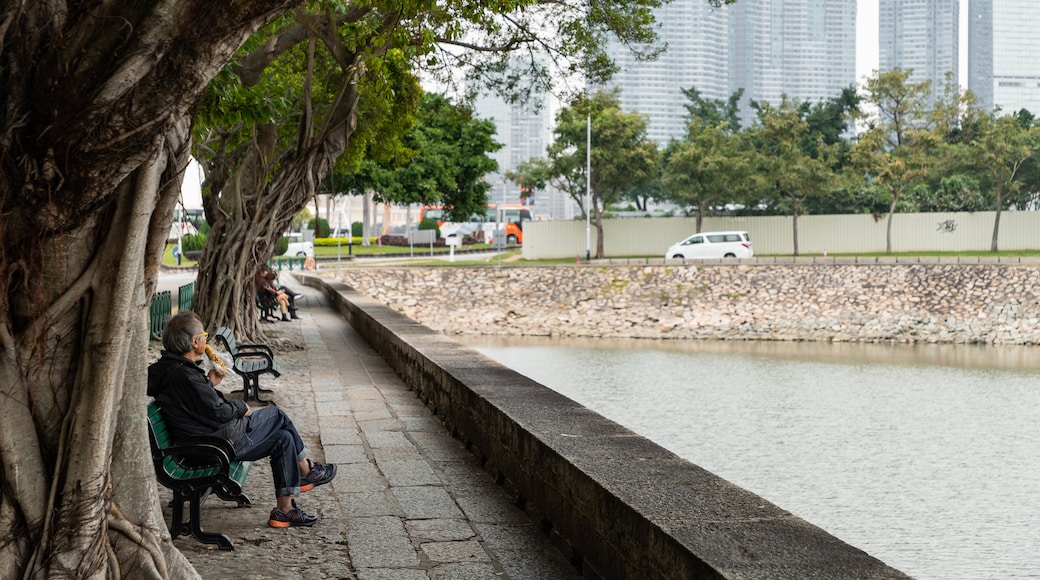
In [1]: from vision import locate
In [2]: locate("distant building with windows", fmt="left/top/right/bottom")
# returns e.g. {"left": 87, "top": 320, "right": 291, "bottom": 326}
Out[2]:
{"left": 604, "top": 0, "right": 730, "bottom": 145}
{"left": 879, "top": 0, "right": 959, "bottom": 102}
{"left": 727, "top": 0, "right": 858, "bottom": 127}
{"left": 472, "top": 91, "right": 574, "bottom": 220}
{"left": 605, "top": 0, "right": 856, "bottom": 136}
{"left": 968, "top": 0, "right": 1040, "bottom": 116}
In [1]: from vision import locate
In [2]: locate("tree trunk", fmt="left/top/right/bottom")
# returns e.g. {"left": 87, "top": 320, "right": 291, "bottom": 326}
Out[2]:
{"left": 1, "top": 3, "right": 299, "bottom": 576}
{"left": 193, "top": 49, "right": 364, "bottom": 339}
{"left": 363, "top": 191, "right": 374, "bottom": 246}
{"left": 593, "top": 198, "right": 606, "bottom": 260}
{"left": 886, "top": 190, "right": 900, "bottom": 255}
{"left": 791, "top": 194, "right": 801, "bottom": 257}
{"left": 991, "top": 187, "right": 1004, "bottom": 253}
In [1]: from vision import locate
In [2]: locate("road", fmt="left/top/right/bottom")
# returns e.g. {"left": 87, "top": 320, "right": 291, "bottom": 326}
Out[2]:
{"left": 156, "top": 269, "right": 197, "bottom": 306}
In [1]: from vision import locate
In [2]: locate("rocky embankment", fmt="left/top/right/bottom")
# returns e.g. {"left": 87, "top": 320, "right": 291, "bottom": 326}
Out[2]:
{"left": 334, "top": 263, "right": 1040, "bottom": 345}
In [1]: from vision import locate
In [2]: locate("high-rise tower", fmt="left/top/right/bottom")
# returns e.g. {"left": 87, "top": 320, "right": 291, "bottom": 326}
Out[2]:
{"left": 968, "top": 0, "right": 1040, "bottom": 115}
{"left": 727, "top": 0, "right": 857, "bottom": 128}
{"left": 879, "top": 0, "right": 959, "bottom": 101}
{"left": 604, "top": 0, "right": 730, "bottom": 145}
{"left": 606, "top": 0, "right": 857, "bottom": 137}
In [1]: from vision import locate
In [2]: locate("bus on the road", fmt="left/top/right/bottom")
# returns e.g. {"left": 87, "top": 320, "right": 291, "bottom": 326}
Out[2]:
{"left": 419, "top": 204, "right": 532, "bottom": 244}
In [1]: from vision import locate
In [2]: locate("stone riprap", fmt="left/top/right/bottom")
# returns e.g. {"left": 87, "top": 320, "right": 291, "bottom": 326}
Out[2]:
{"left": 334, "top": 262, "right": 1040, "bottom": 345}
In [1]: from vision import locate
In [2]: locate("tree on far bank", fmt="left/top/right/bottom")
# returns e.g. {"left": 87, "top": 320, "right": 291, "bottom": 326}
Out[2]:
{"left": 512, "top": 89, "right": 658, "bottom": 259}
{"left": 748, "top": 98, "right": 838, "bottom": 256}
{"left": 852, "top": 68, "right": 934, "bottom": 254}
{"left": 662, "top": 120, "right": 751, "bottom": 231}
{"left": 970, "top": 114, "right": 1040, "bottom": 251}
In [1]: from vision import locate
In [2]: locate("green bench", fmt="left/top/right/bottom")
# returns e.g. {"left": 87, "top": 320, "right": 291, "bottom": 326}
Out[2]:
{"left": 146, "top": 401, "right": 252, "bottom": 551}
{"left": 213, "top": 326, "right": 282, "bottom": 403}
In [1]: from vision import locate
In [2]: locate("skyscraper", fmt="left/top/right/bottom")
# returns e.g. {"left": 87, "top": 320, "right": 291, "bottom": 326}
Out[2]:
{"left": 605, "top": 0, "right": 857, "bottom": 136}
{"left": 604, "top": 0, "right": 730, "bottom": 145}
{"left": 727, "top": 0, "right": 858, "bottom": 128}
{"left": 879, "top": 0, "right": 959, "bottom": 101}
{"left": 473, "top": 91, "right": 574, "bottom": 219}
{"left": 968, "top": 0, "right": 1040, "bottom": 115}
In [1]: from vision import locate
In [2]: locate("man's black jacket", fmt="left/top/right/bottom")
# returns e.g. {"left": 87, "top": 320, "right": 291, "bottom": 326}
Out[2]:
{"left": 147, "top": 351, "right": 248, "bottom": 446}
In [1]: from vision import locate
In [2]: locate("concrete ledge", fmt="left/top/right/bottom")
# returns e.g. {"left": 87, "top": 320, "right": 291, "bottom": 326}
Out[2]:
{"left": 301, "top": 275, "right": 908, "bottom": 580}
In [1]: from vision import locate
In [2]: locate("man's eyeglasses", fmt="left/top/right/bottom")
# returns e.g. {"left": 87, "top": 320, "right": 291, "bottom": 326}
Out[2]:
{"left": 195, "top": 332, "right": 209, "bottom": 339}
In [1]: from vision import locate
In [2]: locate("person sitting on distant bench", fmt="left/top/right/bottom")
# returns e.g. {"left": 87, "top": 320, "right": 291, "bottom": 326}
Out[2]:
{"left": 148, "top": 311, "right": 336, "bottom": 527}
{"left": 255, "top": 264, "right": 298, "bottom": 321}
{"left": 265, "top": 268, "right": 303, "bottom": 308}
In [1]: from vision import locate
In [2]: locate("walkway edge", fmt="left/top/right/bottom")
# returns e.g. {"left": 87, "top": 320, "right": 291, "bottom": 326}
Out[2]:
{"left": 300, "top": 274, "right": 910, "bottom": 580}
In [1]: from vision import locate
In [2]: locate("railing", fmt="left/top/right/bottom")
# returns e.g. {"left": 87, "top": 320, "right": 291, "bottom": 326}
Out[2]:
{"left": 149, "top": 290, "right": 172, "bottom": 340}
{"left": 271, "top": 256, "right": 309, "bottom": 271}
{"left": 177, "top": 281, "right": 195, "bottom": 312}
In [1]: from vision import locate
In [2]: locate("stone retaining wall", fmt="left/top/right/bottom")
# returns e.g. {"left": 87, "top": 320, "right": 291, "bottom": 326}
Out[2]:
{"left": 332, "top": 262, "right": 1040, "bottom": 345}
{"left": 302, "top": 276, "right": 909, "bottom": 579}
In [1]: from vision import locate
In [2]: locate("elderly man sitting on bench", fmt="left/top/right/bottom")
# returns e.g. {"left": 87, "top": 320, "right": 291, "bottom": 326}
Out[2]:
{"left": 147, "top": 311, "right": 336, "bottom": 527}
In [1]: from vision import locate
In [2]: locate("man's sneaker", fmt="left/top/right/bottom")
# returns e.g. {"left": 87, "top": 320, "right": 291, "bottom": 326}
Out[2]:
{"left": 268, "top": 501, "right": 318, "bottom": 528}
{"left": 300, "top": 461, "right": 337, "bottom": 492}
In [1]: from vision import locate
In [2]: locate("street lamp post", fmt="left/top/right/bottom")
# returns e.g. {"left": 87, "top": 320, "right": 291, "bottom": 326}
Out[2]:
{"left": 585, "top": 111, "right": 591, "bottom": 262}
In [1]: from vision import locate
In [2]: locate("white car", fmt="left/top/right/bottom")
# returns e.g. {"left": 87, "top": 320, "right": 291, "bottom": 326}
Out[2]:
{"left": 284, "top": 233, "right": 314, "bottom": 257}
{"left": 665, "top": 231, "right": 753, "bottom": 260}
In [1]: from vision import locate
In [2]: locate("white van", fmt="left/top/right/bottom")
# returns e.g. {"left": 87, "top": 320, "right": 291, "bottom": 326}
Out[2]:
{"left": 284, "top": 232, "right": 314, "bottom": 257}
{"left": 665, "top": 231, "right": 753, "bottom": 260}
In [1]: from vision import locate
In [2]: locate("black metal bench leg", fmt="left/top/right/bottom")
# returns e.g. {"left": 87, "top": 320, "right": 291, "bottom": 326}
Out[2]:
{"left": 240, "top": 373, "right": 270, "bottom": 404}
{"left": 188, "top": 490, "right": 234, "bottom": 551}
{"left": 170, "top": 494, "right": 190, "bottom": 540}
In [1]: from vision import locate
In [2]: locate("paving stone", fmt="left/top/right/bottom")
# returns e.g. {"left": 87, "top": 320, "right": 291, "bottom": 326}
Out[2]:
{"left": 429, "top": 562, "right": 503, "bottom": 580}
{"left": 341, "top": 491, "right": 399, "bottom": 517}
{"left": 366, "top": 430, "right": 414, "bottom": 449}
{"left": 356, "top": 569, "right": 428, "bottom": 580}
{"left": 420, "top": 539, "right": 490, "bottom": 563}
{"left": 405, "top": 519, "right": 477, "bottom": 543}
{"left": 394, "top": 486, "right": 464, "bottom": 520}
{"left": 347, "top": 516, "right": 420, "bottom": 568}
{"left": 379, "top": 459, "right": 444, "bottom": 487}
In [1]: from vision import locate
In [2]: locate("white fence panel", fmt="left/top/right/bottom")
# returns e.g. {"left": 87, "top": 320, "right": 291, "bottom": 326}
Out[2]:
{"left": 522, "top": 212, "right": 1040, "bottom": 259}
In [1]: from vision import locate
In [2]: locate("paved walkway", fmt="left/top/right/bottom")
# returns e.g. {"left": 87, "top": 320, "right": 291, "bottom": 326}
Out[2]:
{"left": 165, "top": 279, "right": 580, "bottom": 579}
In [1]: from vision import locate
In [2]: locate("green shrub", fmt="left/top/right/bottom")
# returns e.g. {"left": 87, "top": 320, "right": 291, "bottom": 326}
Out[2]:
{"left": 181, "top": 233, "right": 207, "bottom": 251}
{"left": 352, "top": 221, "right": 363, "bottom": 237}
{"left": 308, "top": 217, "right": 330, "bottom": 238}
{"left": 418, "top": 217, "right": 440, "bottom": 239}
{"left": 274, "top": 236, "right": 289, "bottom": 256}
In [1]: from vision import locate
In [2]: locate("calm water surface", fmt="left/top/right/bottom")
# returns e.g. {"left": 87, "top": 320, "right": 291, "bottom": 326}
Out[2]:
{"left": 456, "top": 336, "right": 1040, "bottom": 580}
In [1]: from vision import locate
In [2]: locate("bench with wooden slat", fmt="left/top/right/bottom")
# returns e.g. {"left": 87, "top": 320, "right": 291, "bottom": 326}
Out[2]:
{"left": 213, "top": 326, "right": 282, "bottom": 403}
{"left": 146, "top": 401, "right": 252, "bottom": 551}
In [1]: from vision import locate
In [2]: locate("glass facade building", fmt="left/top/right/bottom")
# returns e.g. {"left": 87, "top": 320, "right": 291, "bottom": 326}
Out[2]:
{"left": 727, "top": 0, "right": 858, "bottom": 128}
{"left": 605, "top": 0, "right": 856, "bottom": 136}
{"left": 968, "top": 0, "right": 1040, "bottom": 116}
{"left": 472, "top": 92, "right": 574, "bottom": 220}
{"left": 604, "top": 0, "right": 731, "bottom": 145}
{"left": 879, "top": 0, "right": 959, "bottom": 103}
